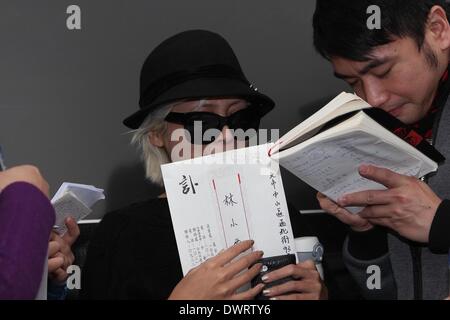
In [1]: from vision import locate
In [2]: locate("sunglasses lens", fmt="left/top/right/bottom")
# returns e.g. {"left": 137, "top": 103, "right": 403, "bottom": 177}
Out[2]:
{"left": 173, "top": 107, "right": 262, "bottom": 145}
{"left": 185, "top": 114, "right": 222, "bottom": 145}
{"left": 229, "top": 109, "right": 261, "bottom": 140}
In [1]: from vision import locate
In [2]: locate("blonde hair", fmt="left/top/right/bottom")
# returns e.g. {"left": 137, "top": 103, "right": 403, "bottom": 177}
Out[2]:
{"left": 130, "top": 104, "right": 174, "bottom": 186}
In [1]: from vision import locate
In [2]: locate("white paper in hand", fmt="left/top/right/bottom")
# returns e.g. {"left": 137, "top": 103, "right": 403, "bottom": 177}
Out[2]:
{"left": 51, "top": 182, "right": 105, "bottom": 235}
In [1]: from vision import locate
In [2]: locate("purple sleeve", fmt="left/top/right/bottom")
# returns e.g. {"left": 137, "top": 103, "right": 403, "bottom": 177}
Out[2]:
{"left": 0, "top": 182, "right": 55, "bottom": 299}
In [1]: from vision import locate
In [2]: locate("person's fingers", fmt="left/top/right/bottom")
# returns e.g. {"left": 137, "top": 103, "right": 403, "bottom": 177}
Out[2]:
{"left": 338, "top": 189, "right": 392, "bottom": 207}
{"left": 224, "top": 250, "right": 263, "bottom": 278}
{"left": 50, "top": 232, "right": 70, "bottom": 255}
{"left": 318, "top": 193, "right": 345, "bottom": 217}
{"left": 231, "top": 283, "right": 265, "bottom": 300}
{"left": 318, "top": 192, "right": 340, "bottom": 210}
{"left": 317, "top": 192, "right": 326, "bottom": 200}
{"left": 51, "top": 268, "right": 69, "bottom": 283}
{"left": 367, "top": 217, "right": 392, "bottom": 228}
{"left": 264, "top": 264, "right": 302, "bottom": 283}
{"left": 59, "top": 250, "right": 75, "bottom": 270}
{"left": 264, "top": 279, "right": 320, "bottom": 297}
{"left": 359, "top": 205, "right": 393, "bottom": 220}
{"left": 227, "top": 263, "right": 263, "bottom": 293}
{"left": 317, "top": 192, "right": 345, "bottom": 214}
{"left": 56, "top": 249, "right": 73, "bottom": 270}
{"left": 68, "top": 251, "right": 75, "bottom": 265}
{"left": 264, "top": 281, "right": 300, "bottom": 297}
{"left": 264, "top": 263, "right": 318, "bottom": 283}
{"left": 358, "top": 165, "right": 409, "bottom": 189}
{"left": 48, "top": 256, "right": 64, "bottom": 273}
{"left": 48, "top": 241, "right": 61, "bottom": 257}
{"left": 63, "top": 217, "right": 80, "bottom": 246}
{"left": 49, "top": 234, "right": 76, "bottom": 269}
{"left": 211, "top": 240, "right": 254, "bottom": 267}
{"left": 317, "top": 193, "right": 353, "bottom": 221}
{"left": 317, "top": 192, "right": 373, "bottom": 231}
{"left": 50, "top": 231, "right": 64, "bottom": 244}
{"left": 66, "top": 251, "right": 75, "bottom": 268}
{"left": 297, "top": 260, "right": 316, "bottom": 270}
{"left": 49, "top": 230, "right": 58, "bottom": 241}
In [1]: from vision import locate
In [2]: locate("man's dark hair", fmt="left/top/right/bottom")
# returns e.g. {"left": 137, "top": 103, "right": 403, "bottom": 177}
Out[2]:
{"left": 313, "top": 0, "right": 450, "bottom": 61}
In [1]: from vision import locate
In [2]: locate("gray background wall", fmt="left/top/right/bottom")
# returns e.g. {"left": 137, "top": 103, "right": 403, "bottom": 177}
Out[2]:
{"left": 0, "top": 0, "right": 347, "bottom": 218}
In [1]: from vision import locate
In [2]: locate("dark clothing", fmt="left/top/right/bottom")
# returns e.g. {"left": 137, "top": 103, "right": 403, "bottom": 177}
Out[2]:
{"left": 429, "top": 199, "right": 450, "bottom": 253}
{"left": 0, "top": 182, "right": 55, "bottom": 299}
{"left": 81, "top": 197, "right": 356, "bottom": 299}
{"left": 81, "top": 198, "right": 182, "bottom": 300}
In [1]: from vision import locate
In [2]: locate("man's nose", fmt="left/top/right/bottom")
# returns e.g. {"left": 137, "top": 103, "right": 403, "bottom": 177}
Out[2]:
{"left": 363, "top": 79, "right": 390, "bottom": 108}
{"left": 219, "top": 125, "right": 235, "bottom": 142}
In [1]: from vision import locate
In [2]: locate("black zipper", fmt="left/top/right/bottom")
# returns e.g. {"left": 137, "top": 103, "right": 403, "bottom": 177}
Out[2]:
{"left": 410, "top": 245, "right": 422, "bottom": 300}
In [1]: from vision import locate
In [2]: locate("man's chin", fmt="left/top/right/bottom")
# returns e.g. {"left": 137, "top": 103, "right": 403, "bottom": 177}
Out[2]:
{"left": 388, "top": 105, "right": 416, "bottom": 125}
{"left": 395, "top": 113, "right": 419, "bottom": 125}
{"left": 394, "top": 102, "right": 429, "bottom": 125}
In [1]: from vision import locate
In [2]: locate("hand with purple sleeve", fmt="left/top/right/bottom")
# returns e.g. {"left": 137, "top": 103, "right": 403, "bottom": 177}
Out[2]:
{"left": 0, "top": 165, "right": 49, "bottom": 196}
{"left": 0, "top": 165, "right": 55, "bottom": 299}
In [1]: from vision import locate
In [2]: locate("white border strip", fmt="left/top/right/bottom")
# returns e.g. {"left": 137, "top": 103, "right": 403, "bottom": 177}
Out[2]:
{"left": 299, "top": 209, "right": 326, "bottom": 215}
{"left": 78, "top": 219, "right": 102, "bottom": 224}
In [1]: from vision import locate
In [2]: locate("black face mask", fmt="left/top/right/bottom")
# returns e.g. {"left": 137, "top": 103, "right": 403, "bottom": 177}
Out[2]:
{"left": 164, "top": 107, "right": 262, "bottom": 145}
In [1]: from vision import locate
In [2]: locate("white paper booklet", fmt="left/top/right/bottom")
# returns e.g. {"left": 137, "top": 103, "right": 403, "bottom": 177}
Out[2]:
{"left": 161, "top": 144, "right": 296, "bottom": 275}
{"left": 51, "top": 182, "right": 105, "bottom": 234}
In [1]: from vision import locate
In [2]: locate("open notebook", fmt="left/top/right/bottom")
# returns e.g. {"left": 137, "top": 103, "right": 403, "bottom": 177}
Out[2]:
{"left": 270, "top": 92, "right": 445, "bottom": 213}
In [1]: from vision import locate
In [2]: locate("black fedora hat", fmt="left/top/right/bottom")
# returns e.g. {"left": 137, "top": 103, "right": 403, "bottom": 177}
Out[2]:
{"left": 123, "top": 30, "right": 275, "bottom": 129}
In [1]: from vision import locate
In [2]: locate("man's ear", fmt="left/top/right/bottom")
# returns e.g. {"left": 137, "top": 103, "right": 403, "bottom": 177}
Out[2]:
{"left": 427, "top": 5, "right": 450, "bottom": 51}
{"left": 148, "top": 131, "right": 165, "bottom": 148}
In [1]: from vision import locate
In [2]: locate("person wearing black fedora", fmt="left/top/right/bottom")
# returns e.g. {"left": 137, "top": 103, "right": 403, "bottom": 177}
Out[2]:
{"left": 81, "top": 30, "right": 327, "bottom": 300}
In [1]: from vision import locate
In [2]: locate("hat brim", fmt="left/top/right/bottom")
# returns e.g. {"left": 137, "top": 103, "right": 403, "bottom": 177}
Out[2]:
{"left": 123, "top": 77, "right": 275, "bottom": 129}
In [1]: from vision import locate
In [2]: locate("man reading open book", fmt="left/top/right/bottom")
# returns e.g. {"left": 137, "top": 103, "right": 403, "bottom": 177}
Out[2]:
{"left": 313, "top": 0, "right": 450, "bottom": 299}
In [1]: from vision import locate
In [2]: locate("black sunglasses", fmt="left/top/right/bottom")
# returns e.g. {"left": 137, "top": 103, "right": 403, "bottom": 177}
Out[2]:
{"left": 165, "top": 106, "right": 262, "bottom": 145}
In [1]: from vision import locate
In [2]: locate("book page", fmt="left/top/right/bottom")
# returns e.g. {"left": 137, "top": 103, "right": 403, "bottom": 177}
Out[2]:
{"left": 51, "top": 182, "right": 105, "bottom": 233}
{"left": 278, "top": 131, "right": 433, "bottom": 213}
{"left": 52, "top": 182, "right": 105, "bottom": 208}
{"left": 271, "top": 92, "right": 371, "bottom": 154}
{"left": 52, "top": 192, "right": 92, "bottom": 235}
{"left": 212, "top": 172, "right": 251, "bottom": 247}
{"left": 161, "top": 144, "right": 296, "bottom": 275}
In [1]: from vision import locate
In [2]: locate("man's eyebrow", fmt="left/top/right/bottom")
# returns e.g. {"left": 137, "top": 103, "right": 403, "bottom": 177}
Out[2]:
{"left": 334, "top": 58, "right": 390, "bottom": 79}
{"left": 359, "top": 58, "right": 389, "bottom": 75}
